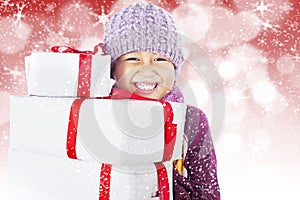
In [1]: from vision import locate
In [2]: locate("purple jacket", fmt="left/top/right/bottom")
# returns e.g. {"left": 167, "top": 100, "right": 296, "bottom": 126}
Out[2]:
{"left": 163, "top": 85, "right": 220, "bottom": 200}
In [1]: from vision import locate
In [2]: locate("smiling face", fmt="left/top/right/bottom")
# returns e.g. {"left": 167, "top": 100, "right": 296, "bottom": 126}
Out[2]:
{"left": 114, "top": 51, "right": 175, "bottom": 99}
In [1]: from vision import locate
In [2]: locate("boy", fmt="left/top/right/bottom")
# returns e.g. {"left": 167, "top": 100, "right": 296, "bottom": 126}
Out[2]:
{"left": 104, "top": 3, "right": 220, "bottom": 199}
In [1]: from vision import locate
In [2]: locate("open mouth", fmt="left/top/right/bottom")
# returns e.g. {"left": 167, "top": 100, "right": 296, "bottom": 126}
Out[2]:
{"left": 133, "top": 82, "right": 160, "bottom": 94}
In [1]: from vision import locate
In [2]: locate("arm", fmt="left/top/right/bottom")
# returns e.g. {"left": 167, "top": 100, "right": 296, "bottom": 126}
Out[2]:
{"left": 173, "top": 106, "right": 220, "bottom": 200}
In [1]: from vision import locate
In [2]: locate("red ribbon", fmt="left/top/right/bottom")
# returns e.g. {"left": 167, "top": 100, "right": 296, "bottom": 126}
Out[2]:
{"left": 51, "top": 45, "right": 105, "bottom": 97}
{"left": 155, "top": 163, "right": 170, "bottom": 200}
{"left": 51, "top": 44, "right": 105, "bottom": 55}
{"left": 77, "top": 54, "right": 92, "bottom": 97}
{"left": 98, "top": 163, "right": 170, "bottom": 200}
{"left": 66, "top": 88, "right": 176, "bottom": 199}
{"left": 99, "top": 163, "right": 112, "bottom": 200}
{"left": 66, "top": 98, "right": 85, "bottom": 159}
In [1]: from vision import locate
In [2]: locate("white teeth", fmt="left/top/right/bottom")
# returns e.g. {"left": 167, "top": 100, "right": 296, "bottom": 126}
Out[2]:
{"left": 135, "top": 82, "right": 157, "bottom": 90}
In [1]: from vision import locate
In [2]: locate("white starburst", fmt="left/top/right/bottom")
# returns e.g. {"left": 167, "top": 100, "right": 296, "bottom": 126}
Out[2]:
{"left": 258, "top": 37, "right": 267, "bottom": 46}
{"left": 2, "top": 45, "right": 15, "bottom": 54}
{"left": 158, "top": 0, "right": 168, "bottom": 5}
{"left": 61, "top": 20, "right": 76, "bottom": 32}
{"left": 44, "top": 2, "right": 57, "bottom": 13}
{"left": 0, "top": 0, "right": 14, "bottom": 10}
{"left": 4, "top": 66, "right": 24, "bottom": 79}
{"left": 260, "top": 19, "right": 280, "bottom": 32}
{"left": 261, "top": 104, "right": 277, "bottom": 114}
{"left": 281, "top": 1, "right": 294, "bottom": 13}
{"left": 291, "top": 41, "right": 300, "bottom": 62}
{"left": 253, "top": 0, "right": 273, "bottom": 16}
{"left": 69, "top": 0, "right": 85, "bottom": 11}
{"left": 90, "top": 6, "right": 110, "bottom": 27}
{"left": 13, "top": 3, "right": 26, "bottom": 23}
{"left": 226, "top": 88, "right": 248, "bottom": 107}
{"left": 247, "top": 130, "right": 271, "bottom": 160}
{"left": 286, "top": 20, "right": 299, "bottom": 32}
{"left": 40, "top": 20, "right": 52, "bottom": 33}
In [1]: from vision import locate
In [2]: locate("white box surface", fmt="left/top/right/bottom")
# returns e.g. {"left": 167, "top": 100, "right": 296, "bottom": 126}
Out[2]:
{"left": 10, "top": 96, "right": 186, "bottom": 165}
{"left": 8, "top": 150, "right": 173, "bottom": 200}
{"left": 25, "top": 52, "right": 113, "bottom": 97}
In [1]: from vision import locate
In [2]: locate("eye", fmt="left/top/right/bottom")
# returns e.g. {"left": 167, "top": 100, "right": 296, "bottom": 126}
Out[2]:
{"left": 125, "top": 57, "right": 140, "bottom": 62}
{"left": 154, "top": 57, "right": 169, "bottom": 62}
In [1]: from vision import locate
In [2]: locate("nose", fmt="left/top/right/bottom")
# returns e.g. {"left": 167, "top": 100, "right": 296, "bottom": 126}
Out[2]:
{"left": 138, "top": 65, "right": 156, "bottom": 78}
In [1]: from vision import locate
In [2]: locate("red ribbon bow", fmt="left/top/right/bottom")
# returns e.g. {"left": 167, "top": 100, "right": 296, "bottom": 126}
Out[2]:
{"left": 50, "top": 44, "right": 105, "bottom": 97}
{"left": 51, "top": 43, "right": 105, "bottom": 55}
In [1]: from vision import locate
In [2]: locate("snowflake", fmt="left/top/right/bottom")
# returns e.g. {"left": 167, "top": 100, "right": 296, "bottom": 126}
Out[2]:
{"left": 0, "top": 0, "right": 14, "bottom": 11}
{"left": 2, "top": 46, "right": 14, "bottom": 54}
{"left": 13, "top": 3, "right": 26, "bottom": 23}
{"left": 291, "top": 39, "right": 299, "bottom": 51}
{"left": 247, "top": 130, "right": 271, "bottom": 160}
{"left": 271, "top": 38, "right": 284, "bottom": 47}
{"left": 157, "top": 0, "right": 168, "bottom": 5}
{"left": 259, "top": 19, "right": 280, "bottom": 32}
{"left": 261, "top": 105, "right": 275, "bottom": 114}
{"left": 1, "top": 133, "right": 8, "bottom": 141}
{"left": 40, "top": 20, "right": 52, "bottom": 33}
{"left": 226, "top": 89, "right": 248, "bottom": 107}
{"left": 61, "top": 20, "right": 76, "bottom": 32}
{"left": 90, "top": 6, "right": 110, "bottom": 27}
{"left": 175, "top": 1, "right": 184, "bottom": 5}
{"left": 252, "top": 0, "right": 273, "bottom": 16}
{"left": 248, "top": 143, "right": 265, "bottom": 159}
{"left": 30, "top": 41, "right": 45, "bottom": 52}
{"left": 38, "top": 20, "right": 78, "bottom": 47}
{"left": 286, "top": 19, "right": 299, "bottom": 32}
{"left": 281, "top": 1, "right": 294, "bottom": 13}
{"left": 4, "top": 66, "right": 24, "bottom": 80}
{"left": 44, "top": 2, "right": 57, "bottom": 13}
{"left": 257, "top": 36, "right": 268, "bottom": 46}
{"left": 69, "top": 0, "right": 86, "bottom": 11}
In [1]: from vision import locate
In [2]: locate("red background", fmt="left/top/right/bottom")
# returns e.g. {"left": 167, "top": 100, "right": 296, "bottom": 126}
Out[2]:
{"left": 1, "top": 0, "right": 299, "bottom": 199}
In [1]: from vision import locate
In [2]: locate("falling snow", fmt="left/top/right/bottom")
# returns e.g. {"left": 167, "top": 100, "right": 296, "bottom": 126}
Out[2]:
{"left": 1, "top": 0, "right": 300, "bottom": 200}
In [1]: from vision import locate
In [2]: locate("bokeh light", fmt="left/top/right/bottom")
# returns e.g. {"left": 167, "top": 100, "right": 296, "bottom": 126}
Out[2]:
{"left": 1, "top": 0, "right": 299, "bottom": 199}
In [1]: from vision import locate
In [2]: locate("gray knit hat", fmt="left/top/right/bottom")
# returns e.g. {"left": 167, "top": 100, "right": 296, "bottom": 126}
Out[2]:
{"left": 104, "top": 3, "right": 184, "bottom": 75}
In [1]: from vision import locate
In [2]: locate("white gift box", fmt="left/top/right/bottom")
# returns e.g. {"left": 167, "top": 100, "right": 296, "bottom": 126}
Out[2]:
{"left": 8, "top": 150, "right": 173, "bottom": 200}
{"left": 10, "top": 96, "right": 186, "bottom": 165}
{"left": 25, "top": 52, "right": 114, "bottom": 97}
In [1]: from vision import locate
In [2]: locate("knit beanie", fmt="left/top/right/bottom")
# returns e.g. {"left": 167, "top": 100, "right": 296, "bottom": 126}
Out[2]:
{"left": 104, "top": 3, "right": 184, "bottom": 75}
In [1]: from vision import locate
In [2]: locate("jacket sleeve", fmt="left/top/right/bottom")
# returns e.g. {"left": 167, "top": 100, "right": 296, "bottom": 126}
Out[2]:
{"left": 173, "top": 106, "right": 220, "bottom": 200}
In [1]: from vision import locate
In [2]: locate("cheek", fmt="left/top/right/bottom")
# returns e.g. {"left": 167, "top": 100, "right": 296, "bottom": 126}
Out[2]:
{"left": 114, "top": 64, "right": 137, "bottom": 89}
{"left": 160, "top": 67, "right": 175, "bottom": 86}
{"left": 115, "top": 64, "right": 131, "bottom": 81}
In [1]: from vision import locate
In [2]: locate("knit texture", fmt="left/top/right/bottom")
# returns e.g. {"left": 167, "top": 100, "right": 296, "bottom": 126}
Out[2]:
{"left": 161, "top": 83, "right": 184, "bottom": 103}
{"left": 104, "top": 3, "right": 184, "bottom": 75}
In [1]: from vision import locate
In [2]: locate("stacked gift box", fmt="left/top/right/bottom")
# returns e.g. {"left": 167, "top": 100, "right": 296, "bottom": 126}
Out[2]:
{"left": 8, "top": 46, "right": 187, "bottom": 200}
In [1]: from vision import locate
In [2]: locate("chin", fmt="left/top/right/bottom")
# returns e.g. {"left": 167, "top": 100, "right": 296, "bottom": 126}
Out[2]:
{"left": 137, "top": 92, "right": 161, "bottom": 99}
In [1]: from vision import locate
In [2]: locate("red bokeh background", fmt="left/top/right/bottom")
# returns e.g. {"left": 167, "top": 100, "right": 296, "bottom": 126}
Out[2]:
{"left": 1, "top": 0, "right": 299, "bottom": 199}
